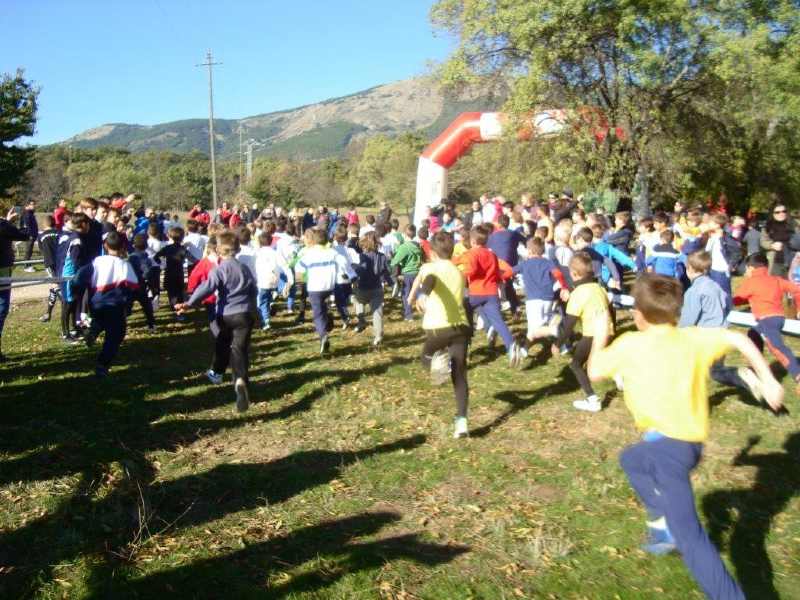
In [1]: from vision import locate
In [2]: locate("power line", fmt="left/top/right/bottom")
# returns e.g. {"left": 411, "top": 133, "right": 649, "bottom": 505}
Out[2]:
{"left": 196, "top": 50, "right": 222, "bottom": 210}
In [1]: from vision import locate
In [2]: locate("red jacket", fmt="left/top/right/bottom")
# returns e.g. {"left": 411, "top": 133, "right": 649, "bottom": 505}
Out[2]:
{"left": 458, "top": 246, "right": 512, "bottom": 296}
{"left": 733, "top": 267, "right": 800, "bottom": 319}
{"left": 189, "top": 208, "right": 211, "bottom": 226}
{"left": 187, "top": 257, "right": 218, "bottom": 305}
{"left": 53, "top": 206, "right": 67, "bottom": 230}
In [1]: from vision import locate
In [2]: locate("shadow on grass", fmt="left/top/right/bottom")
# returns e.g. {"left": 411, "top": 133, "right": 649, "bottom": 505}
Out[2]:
{"left": 702, "top": 432, "right": 800, "bottom": 600}
{"left": 0, "top": 434, "right": 431, "bottom": 598}
{"left": 84, "top": 510, "right": 468, "bottom": 598}
{"left": 470, "top": 378, "right": 577, "bottom": 438}
{"left": 0, "top": 305, "right": 433, "bottom": 597}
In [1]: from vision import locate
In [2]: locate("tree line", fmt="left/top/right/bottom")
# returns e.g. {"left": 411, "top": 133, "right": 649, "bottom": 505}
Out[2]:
{"left": 3, "top": 0, "right": 800, "bottom": 214}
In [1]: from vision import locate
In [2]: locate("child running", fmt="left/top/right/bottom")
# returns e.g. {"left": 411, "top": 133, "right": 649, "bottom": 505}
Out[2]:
{"left": 412, "top": 231, "right": 472, "bottom": 438}
{"left": 513, "top": 236, "right": 568, "bottom": 358}
{"left": 587, "top": 273, "right": 783, "bottom": 600}
{"left": 733, "top": 253, "right": 800, "bottom": 390}
{"left": 127, "top": 234, "right": 157, "bottom": 332}
{"left": 186, "top": 235, "right": 219, "bottom": 327}
{"left": 155, "top": 227, "right": 196, "bottom": 321}
{"left": 679, "top": 250, "right": 765, "bottom": 402}
{"left": 390, "top": 224, "right": 423, "bottom": 321}
{"left": 176, "top": 231, "right": 256, "bottom": 412}
{"left": 72, "top": 231, "right": 139, "bottom": 378}
{"left": 351, "top": 231, "right": 391, "bottom": 347}
{"left": 255, "top": 231, "right": 293, "bottom": 331}
{"left": 296, "top": 228, "right": 341, "bottom": 355}
{"left": 56, "top": 213, "right": 90, "bottom": 343}
{"left": 552, "top": 252, "right": 612, "bottom": 412}
{"left": 461, "top": 224, "right": 521, "bottom": 365}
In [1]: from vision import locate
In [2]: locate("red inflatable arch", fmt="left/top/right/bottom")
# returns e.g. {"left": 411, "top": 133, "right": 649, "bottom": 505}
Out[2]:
{"left": 413, "top": 110, "right": 624, "bottom": 225}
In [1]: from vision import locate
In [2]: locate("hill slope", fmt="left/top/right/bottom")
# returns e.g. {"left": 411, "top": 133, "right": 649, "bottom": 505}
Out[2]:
{"left": 60, "top": 78, "right": 499, "bottom": 160}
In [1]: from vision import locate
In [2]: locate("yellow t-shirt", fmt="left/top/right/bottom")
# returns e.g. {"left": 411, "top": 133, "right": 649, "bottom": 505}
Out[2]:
{"left": 566, "top": 282, "right": 613, "bottom": 336}
{"left": 419, "top": 259, "right": 468, "bottom": 330}
{"left": 591, "top": 325, "right": 732, "bottom": 442}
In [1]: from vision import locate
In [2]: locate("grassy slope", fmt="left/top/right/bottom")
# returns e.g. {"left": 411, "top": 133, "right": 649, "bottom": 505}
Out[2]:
{"left": 0, "top": 292, "right": 798, "bottom": 599}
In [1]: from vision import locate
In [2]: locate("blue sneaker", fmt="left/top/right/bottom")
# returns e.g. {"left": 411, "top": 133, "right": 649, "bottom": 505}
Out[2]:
{"left": 206, "top": 369, "right": 223, "bottom": 385}
{"left": 642, "top": 525, "right": 677, "bottom": 555}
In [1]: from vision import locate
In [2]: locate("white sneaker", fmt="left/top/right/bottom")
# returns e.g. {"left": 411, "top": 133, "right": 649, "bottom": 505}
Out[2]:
{"left": 486, "top": 326, "right": 497, "bottom": 349}
{"left": 206, "top": 369, "right": 223, "bottom": 385}
{"left": 234, "top": 377, "right": 250, "bottom": 413}
{"left": 508, "top": 342, "right": 521, "bottom": 367}
{"left": 24, "top": 266, "right": 35, "bottom": 273}
{"left": 737, "top": 367, "right": 764, "bottom": 402}
{"left": 573, "top": 396, "right": 602, "bottom": 413}
{"left": 430, "top": 350, "right": 451, "bottom": 385}
{"left": 453, "top": 416, "right": 469, "bottom": 439}
{"left": 261, "top": 323, "right": 271, "bottom": 331}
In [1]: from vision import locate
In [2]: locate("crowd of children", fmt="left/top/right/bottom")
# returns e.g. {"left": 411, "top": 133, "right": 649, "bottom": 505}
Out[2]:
{"left": 10, "top": 190, "right": 800, "bottom": 600}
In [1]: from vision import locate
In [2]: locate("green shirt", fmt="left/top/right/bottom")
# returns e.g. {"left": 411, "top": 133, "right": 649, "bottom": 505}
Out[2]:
{"left": 390, "top": 240, "right": 423, "bottom": 275}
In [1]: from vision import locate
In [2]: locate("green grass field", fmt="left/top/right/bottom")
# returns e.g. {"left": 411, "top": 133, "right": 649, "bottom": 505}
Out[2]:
{"left": 1, "top": 293, "right": 798, "bottom": 599}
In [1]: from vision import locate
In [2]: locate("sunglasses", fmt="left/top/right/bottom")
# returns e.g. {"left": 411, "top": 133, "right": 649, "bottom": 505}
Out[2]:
{"left": 774, "top": 210, "right": 787, "bottom": 214}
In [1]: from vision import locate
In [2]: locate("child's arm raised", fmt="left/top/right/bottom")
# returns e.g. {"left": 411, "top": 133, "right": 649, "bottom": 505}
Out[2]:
{"left": 722, "top": 329, "right": 784, "bottom": 413}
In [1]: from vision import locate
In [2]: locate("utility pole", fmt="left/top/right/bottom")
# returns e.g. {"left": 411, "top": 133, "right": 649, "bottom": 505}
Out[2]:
{"left": 246, "top": 142, "right": 253, "bottom": 183}
{"left": 238, "top": 123, "right": 244, "bottom": 199}
{"left": 196, "top": 50, "right": 222, "bottom": 210}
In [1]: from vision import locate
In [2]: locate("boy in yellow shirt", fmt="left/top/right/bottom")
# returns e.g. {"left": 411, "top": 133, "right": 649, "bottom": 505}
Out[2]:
{"left": 410, "top": 231, "right": 471, "bottom": 438}
{"left": 587, "top": 274, "right": 783, "bottom": 600}
{"left": 551, "top": 252, "right": 613, "bottom": 413}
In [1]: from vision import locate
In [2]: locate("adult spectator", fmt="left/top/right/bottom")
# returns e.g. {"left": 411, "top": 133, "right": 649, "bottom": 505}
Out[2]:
{"left": 109, "top": 192, "right": 129, "bottom": 211}
{"left": 21, "top": 200, "right": 39, "bottom": 272}
{"left": 377, "top": 201, "right": 392, "bottom": 226}
{"left": 0, "top": 208, "right": 31, "bottom": 361}
{"left": 760, "top": 203, "right": 795, "bottom": 275}
{"left": 79, "top": 197, "right": 103, "bottom": 261}
{"left": 465, "top": 200, "right": 483, "bottom": 229}
{"left": 302, "top": 207, "right": 315, "bottom": 233}
{"left": 53, "top": 198, "right": 68, "bottom": 230}
{"left": 189, "top": 204, "right": 211, "bottom": 228}
{"left": 552, "top": 191, "right": 578, "bottom": 223}
{"left": 247, "top": 203, "right": 260, "bottom": 223}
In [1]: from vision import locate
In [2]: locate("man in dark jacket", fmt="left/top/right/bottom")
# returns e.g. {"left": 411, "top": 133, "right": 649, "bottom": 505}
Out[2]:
{"left": 21, "top": 200, "right": 39, "bottom": 270}
{"left": 0, "top": 208, "right": 32, "bottom": 361}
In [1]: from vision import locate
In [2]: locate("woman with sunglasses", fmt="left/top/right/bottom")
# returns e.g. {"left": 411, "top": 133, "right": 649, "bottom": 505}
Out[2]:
{"left": 760, "top": 204, "right": 796, "bottom": 276}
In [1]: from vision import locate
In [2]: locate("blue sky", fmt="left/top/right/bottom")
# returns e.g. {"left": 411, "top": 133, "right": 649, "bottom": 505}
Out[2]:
{"left": 1, "top": 0, "right": 454, "bottom": 145}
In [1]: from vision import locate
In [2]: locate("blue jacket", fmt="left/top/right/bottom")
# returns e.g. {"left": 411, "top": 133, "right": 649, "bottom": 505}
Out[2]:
{"left": 513, "top": 257, "right": 559, "bottom": 301}
{"left": 646, "top": 244, "right": 683, "bottom": 278}
{"left": 488, "top": 228, "right": 527, "bottom": 266}
{"left": 72, "top": 255, "right": 139, "bottom": 310}
{"left": 22, "top": 209, "right": 38, "bottom": 239}
{"left": 591, "top": 240, "right": 636, "bottom": 284}
{"left": 352, "top": 250, "right": 390, "bottom": 291}
{"left": 56, "top": 230, "right": 85, "bottom": 302}
{"left": 678, "top": 274, "right": 730, "bottom": 328}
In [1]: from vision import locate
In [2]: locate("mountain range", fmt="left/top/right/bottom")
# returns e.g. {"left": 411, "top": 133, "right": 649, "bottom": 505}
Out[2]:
{"left": 59, "top": 78, "right": 500, "bottom": 160}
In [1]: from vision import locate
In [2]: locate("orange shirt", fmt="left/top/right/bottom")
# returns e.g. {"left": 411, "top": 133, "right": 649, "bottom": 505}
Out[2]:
{"left": 456, "top": 246, "right": 512, "bottom": 296}
{"left": 733, "top": 267, "right": 800, "bottom": 319}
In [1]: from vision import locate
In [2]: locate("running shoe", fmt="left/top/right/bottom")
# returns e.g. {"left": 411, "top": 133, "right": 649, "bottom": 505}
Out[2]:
{"left": 234, "top": 377, "right": 250, "bottom": 413}
{"left": 453, "top": 416, "right": 469, "bottom": 439}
